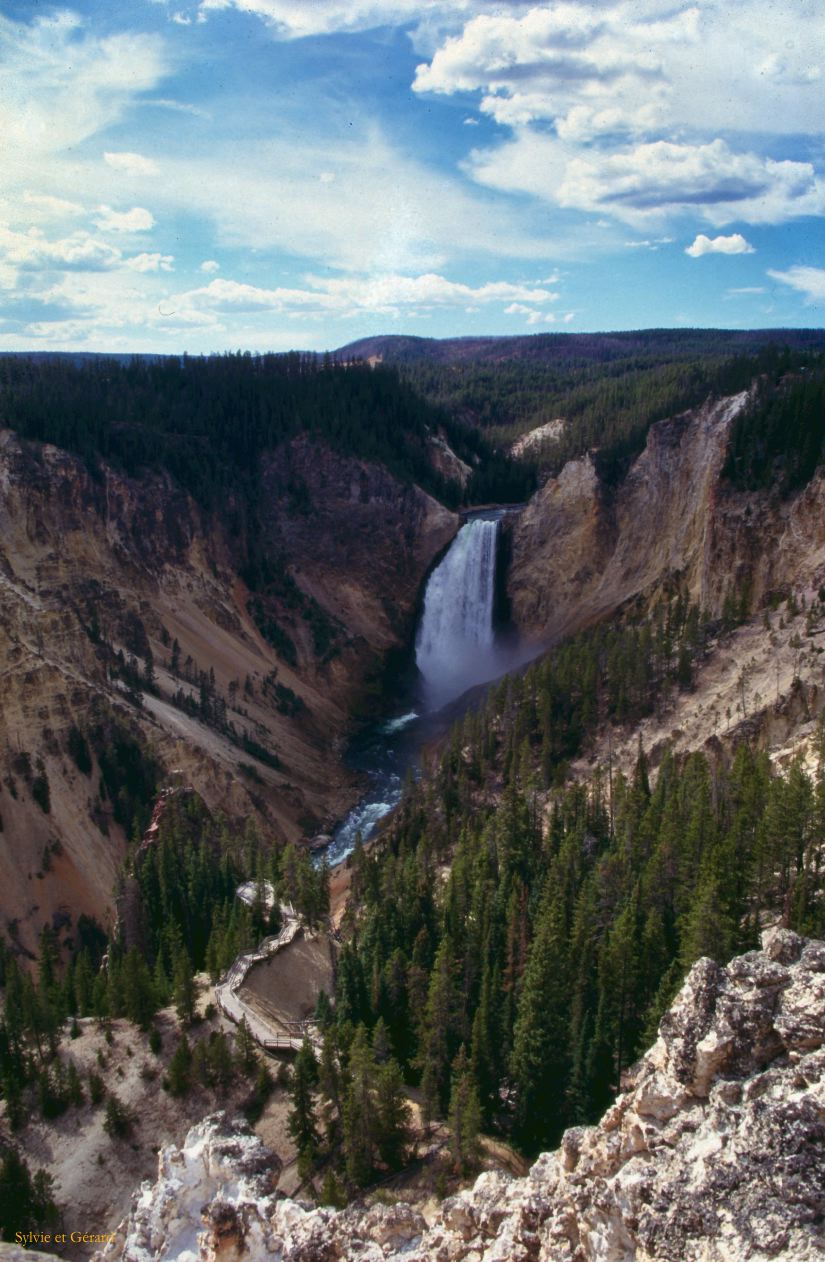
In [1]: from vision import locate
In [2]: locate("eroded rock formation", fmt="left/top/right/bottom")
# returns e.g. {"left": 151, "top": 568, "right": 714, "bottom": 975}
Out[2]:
{"left": 0, "top": 429, "right": 456, "bottom": 953}
{"left": 507, "top": 391, "right": 825, "bottom": 646}
{"left": 99, "top": 927, "right": 825, "bottom": 1261}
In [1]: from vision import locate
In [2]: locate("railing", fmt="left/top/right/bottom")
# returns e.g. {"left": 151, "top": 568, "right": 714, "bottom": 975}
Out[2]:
{"left": 214, "top": 909, "right": 320, "bottom": 1054}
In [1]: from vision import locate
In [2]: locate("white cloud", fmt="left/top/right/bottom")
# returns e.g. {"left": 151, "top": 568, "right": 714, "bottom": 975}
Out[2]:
{"left": 6, "top": 263, "right": 565, "bottom": 352}
{"left": 768, "top": 266, "right": 825, "bottom": 302}
{"left": 505, "top": 302, "right": 548, "bottom": 325}
{"left": 104, "top": 152, "right": 160, "bottom": 177}
{"left": 125, "top": 252, "right": 174, "bottom": 272}
{"left": 22, "top": 192, "right": 85, "bottom": 220}
{"left": 469, "top": 135, "right": 825, "bottom": 227}
{"left": 414, "top": 5, "right": 690, "bottom": 134}
{"left": 197, "top": 0, "right": 492, "bottom": 40}
{"left": 726, "top": 286, "right": 765, "bottom": 295}
{"left": 94, "top": 206, "right": 156, "bottom": 233}
{"left": 415, "top": 3, "right": 825, "bottom": 138}
{"left": 143, "top": 97, "right": 212, "bottom": 119}
{"left": 412, "top": 3, "right": 825, "bottom": 231}
{"left": 0, "top": 224, "right": 121, "bottom": 272}
{"left": 686, "top": 233, "right": 755, "bottom": 258}
{"left": 200, "top": 259, "right": 221, "bottom": 273}
{"left": 181, "top": 271, "right": 559, "bottom": 319}
{"left": 625, "top": 236, "right": 673, "bottom": 250}
{"left": 0, "top": 13, "right": 168, "bottom": 163}
{"left": 167, "top": 132, "right": 563, "bottom": 271}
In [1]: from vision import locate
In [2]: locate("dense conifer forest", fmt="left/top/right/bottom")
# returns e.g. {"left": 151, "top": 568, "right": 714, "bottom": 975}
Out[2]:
{"left": 325, "top": 602, "right": 825, "bottom": 1163}
{"left": 361, "top": 333, "right": 823, "bottom": 485}
{"left": 0, "top": 352, "right": 529, "bottom": 510}
{"left": 3, "top": 340, "right": 824, "bottom": 507}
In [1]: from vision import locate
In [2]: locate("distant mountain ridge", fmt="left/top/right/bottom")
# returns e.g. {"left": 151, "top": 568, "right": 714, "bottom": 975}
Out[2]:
{"left": 336, "top": 327, "right": 825, "bottom": 366}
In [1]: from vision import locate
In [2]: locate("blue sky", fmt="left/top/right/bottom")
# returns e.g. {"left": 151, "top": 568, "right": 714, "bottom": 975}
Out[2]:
{"left": 1, "top": 0, "right": 824, "bottom": 352}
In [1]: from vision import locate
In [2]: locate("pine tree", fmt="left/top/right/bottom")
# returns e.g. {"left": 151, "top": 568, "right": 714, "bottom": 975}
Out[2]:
{"left": 374, "top": 1058, "right": 411, "bottom": 1171}
{"left": 172, "top": 948, "right": 198, "bottom": 1025}
{"left": 166, "top": 1033, "right": 193, "bottom": 1096}
{"left": 103, "top": 1093, "right": 132, "bottom": 1138}
{"left": 121, "top": 948, "right": 158, "bottom": 1029}
{"left": 510, "top": 887, "right": 570, "bottom": 1153}
{"left": 235, "top": 1017, "right": 257, "bottom": 1075}
{"left": 417, "top": 938, "right": 458, "bottom": 1116}
{"left": 287, "top": 1038, "right": 321, "bottom": 1175}
{"left": 342, "top": 1026, "right": 378, "bottom": 1187}
{"left": 447, "top": 1045, "right": 481, "bottom": 1174}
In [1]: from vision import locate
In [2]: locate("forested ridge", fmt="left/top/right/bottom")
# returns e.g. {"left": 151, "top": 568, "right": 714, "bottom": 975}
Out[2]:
{"left": 395, "top": 336, "right": 825, "bottom": 486}
{"left": 0, "top": 351, "right": 529, "bottom": 511}
{"left": 724, "top": 359, "right": 825, "bottom": 496}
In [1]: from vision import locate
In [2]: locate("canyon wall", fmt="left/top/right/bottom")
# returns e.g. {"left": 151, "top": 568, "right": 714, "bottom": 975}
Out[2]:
{"left": 507, "top": 391, "right": 825, "bottom": 646}
{"left": 0, "top": 430, "right": 456, "bottom": 955}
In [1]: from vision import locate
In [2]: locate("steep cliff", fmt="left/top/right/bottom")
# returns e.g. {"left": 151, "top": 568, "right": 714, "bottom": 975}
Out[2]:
{"left": 508, "top": 391, "right": 825, "bottom": 645}
{"left": 96, "top": 927, "right": 825, "bottom": 1262}
{"left": 0, "top": 429, "right": 456, "bottom": 955}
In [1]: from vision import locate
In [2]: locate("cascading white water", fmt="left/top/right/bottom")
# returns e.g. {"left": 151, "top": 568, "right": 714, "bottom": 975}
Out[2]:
{"left": 415, "top": 516, "right": 500, "bottom": 709}
{"left": 320, "top": 509, "right": 528, "bottom": 867}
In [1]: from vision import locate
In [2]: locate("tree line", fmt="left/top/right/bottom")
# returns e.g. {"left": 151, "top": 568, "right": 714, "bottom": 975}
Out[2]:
{"left": 0, "top": 351, "right": 524, "bottom": 511}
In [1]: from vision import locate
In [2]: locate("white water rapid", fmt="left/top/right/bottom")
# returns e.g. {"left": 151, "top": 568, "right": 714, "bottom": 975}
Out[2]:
{"left": 415, "top": 515, "right": 501, "bottom": 709}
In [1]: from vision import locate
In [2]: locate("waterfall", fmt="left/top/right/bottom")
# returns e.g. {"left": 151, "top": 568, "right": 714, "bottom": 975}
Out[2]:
{"left": 415, "top": 516, "right": 500, "bottom": 709}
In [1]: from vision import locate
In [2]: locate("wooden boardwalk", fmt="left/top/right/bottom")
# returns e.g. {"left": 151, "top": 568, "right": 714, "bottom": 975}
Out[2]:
{"left": 214, "top": 903, "right": 318, "bottom": 1053}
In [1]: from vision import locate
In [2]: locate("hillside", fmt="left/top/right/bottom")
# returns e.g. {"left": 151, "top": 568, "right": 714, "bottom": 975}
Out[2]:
{"left": 337, "top": 328, "right": 825, "bottom": 367}
{"left": 0, "top": 355, "right": 464, "bottom": 957}
{"left": 96, "top": 927, "right": 825, "bottom": 1262}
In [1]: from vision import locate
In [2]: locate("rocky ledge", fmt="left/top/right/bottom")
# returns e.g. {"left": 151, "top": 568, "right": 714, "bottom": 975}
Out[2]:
{"left": 97, "top": 927, "right": 824, "bottom": 1262}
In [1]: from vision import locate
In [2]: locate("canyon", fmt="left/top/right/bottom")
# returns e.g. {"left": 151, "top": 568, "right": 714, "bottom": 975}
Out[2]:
{"left": 1, "top": 344, "right": 825, "bottom": 1262}
{"left": 6, "top": 376, "right": 825, "bottom": 956}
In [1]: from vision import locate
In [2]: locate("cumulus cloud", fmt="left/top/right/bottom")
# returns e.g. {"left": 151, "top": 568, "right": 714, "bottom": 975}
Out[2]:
{"left": 505, "top": 302, "right": 552, "bottom": 325}
{"left": 469, "top": 134, "right": 825, "bottom": 227}
{"left": 94, "top": 206, "right": 156, "bottom": 233}
{"left": 125, "top": 252, "right": 174, "bottom": 272}
{"left": 104, "top": 152, "right": 160, "bottom": 177}
{"left": 6, "top": 262, "right": 567, "bottom": 352}
{"left": 686, "top": 233, "right": 755, "bottom": 258}
{"left": 768, "top": 266, "right": 825, "bottom": 302}
{"left": 414, "top": 3, "right": 825, "bottom": 137}
{"left": 414, "top": 5, "right": 690, "bottom": 134}
{"left": 0, "top": 225, "right": 121, "bottom": 272}
{"left": 200, "top": 259, "right": 221, "bottom": 273}
{"left": 182, "top": 271, "right": 559, "bottom": 318}
{"left": 411, "top": 3, "right": 825, "bottom": 230}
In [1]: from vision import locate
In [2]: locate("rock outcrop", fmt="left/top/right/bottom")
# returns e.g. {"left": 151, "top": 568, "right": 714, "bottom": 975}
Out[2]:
{"left": 507, "top": 391, "right": 825, "bottom": 646}
{"left": 99, "top": 928, "right": 825, "bottom": 1261}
